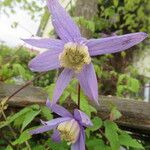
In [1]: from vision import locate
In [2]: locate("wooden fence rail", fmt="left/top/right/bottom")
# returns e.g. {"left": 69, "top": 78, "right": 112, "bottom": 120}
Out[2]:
{"left": 0, "top": 82, "right": 150, "bottom": 136}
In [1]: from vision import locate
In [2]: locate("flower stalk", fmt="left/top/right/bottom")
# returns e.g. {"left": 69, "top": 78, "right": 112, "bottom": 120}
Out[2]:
{"left": 78, "top": 83, "right": 81, "bottom": 110}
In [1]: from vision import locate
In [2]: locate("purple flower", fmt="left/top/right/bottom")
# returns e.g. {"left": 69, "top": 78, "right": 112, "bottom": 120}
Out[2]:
{"left": 30, "top": 99, "right": 93, "bottom": 150}
{"left": 23, "top": 0, "right": 147, "bottom": 105}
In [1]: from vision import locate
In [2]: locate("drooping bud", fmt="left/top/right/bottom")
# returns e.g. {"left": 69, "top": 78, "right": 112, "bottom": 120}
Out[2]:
{"left": 59, "top": 42, "right": 91, "bottom": 73}
{"left": 57, "top": 119, "right": 80, "bottom": 144}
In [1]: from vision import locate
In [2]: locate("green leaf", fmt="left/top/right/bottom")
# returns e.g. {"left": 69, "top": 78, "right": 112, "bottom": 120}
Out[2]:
{"left": 12, "top": 130, "right": 31, "bottom": 145}
{"left": 87, "top": 138, "right": 111, "bottom": 150}
{"left": 113, "top": 0, "right": 118, "bottom": 7}
{"left": 41, "top": 106, "right": 53, "bottom": 120}
{"left": 110, "top": 107, "right": 122, "bottom": 121}
{"left": 21, "top": 109, "right": 40, "bottom": 131}
{"left": 0, "top": 107, "right": 32, "bottom": 129}
{"left": 46, "top": 139, "right": 69, "bottom": 150}
{"left": 119, "top": 132, "right": 144, "bottom": 149}
{"left": 86, "top": 117, "right": 102, "bottom": 138}
{"left": 104, "top": 120, "right": 120, "bottom": 150}
{"left": 5, "top": 145, "right": 13, "bottom": 150}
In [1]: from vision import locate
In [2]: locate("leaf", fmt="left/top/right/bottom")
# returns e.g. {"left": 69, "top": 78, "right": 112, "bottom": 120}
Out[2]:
{"left": 21, "top": 109, "right": 40, "bottom": 131}
{"left": 0, "top": 107, "right": 32, "bottom": 129}
{"left": 104, "top": 120, "right": 120, "bottom": 150}
{"left": 87, "top": 138, "right": 111, "bottom": 150}
{"left": 5, "top": 145, "right": 13, "bottom": 150}
{"left": 119, "top": 132, "right": 144, "bottom": 149}
{"left": 12, "top": 130, "right": 31, "bottom": 145}
{"left": 41, "top": 106, "right": 53, "bottom": 120}
{"left": 46, "top": 139, "right": 69, "bottom": 150}
{"left": 86, "top": 117, "right": 103, "bottom": 138}
{"left": 110, "top": 107, "right": 122, "bottom": 121}
{"left": 113, "top": 0, "right": 118, "bottom": 7}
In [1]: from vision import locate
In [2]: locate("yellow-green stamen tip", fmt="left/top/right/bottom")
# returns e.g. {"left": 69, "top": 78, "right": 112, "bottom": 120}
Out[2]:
{"left": 59, "top": 42, "right": 91, "bottom": 72}
{"left": 57, "top": 119, "right": 80, "bottom": 144}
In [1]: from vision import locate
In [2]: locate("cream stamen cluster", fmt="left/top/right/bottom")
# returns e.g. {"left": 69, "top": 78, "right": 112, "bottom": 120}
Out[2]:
{"left": 57, "top": 119, "right": 80, "bottom": 144}
{"left": 59, "top": 42, "right": 91, "bottom": 72}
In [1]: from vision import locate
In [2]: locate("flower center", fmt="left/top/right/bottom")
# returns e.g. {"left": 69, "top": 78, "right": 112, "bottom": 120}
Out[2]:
{"left": 59, "top": 42, "right": 91, "bottom": 72}
{"left": 57, "top": 119, "right": 80, "bottom": 144}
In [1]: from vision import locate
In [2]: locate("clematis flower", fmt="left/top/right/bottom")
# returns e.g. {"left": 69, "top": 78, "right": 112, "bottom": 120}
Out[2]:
{"left": 30, "top": 99, "right": 93, "bottom": 150}
{"left": 23, "top": 0, "right": 147, "bottom": 105}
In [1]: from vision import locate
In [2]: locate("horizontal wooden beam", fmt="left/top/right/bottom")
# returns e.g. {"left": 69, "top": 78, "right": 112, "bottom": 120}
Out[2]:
{"left": 0, "top": 82, "right": 150, "bottom": 135}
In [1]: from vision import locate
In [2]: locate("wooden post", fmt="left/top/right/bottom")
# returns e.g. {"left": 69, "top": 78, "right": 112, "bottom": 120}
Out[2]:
{"left": 0, "top": 82, "right": 150, "bottom": 135}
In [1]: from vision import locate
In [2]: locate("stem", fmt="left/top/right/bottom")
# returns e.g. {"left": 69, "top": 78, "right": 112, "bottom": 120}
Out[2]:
{"left": 77, "top": 83, "right": 81, "bottom": 109}
{"left": 1, "top": 108, "right": 17, "bottom": 139}
{"left": 6, "top": 73, "right": 46, "bottom": 103}
{"left": 99, "top": 129, "right": 109, "bottom": 144}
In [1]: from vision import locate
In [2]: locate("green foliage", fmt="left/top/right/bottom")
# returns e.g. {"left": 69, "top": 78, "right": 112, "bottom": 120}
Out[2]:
{"left": 0, "top": 45, "right": 34, "bottom": 83}
{"left": 117, "top": 74, "right": 140, "bottom": 97}
{"left": 12, "top": 130, "right": 31, "bottom": 145}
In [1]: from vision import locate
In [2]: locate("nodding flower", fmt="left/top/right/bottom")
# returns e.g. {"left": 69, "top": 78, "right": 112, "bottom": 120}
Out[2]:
{"left": 30, "top": 99, "right": 93, "bottom": 150}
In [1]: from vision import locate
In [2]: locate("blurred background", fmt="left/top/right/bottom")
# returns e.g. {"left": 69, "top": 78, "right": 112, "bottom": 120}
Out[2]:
{"left": 0, "top": 0, "right": 149, "bottom": 101}
{"left": 0, "top": 0, "right": 150, "bottom": 150}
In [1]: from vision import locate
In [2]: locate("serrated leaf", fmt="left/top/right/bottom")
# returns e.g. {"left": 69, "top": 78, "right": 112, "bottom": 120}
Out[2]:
{"left": 91, "top": 117, "right": 103, "bottom": 131}
{"left": 41, "top": 106, "right": 53, "bottom": 120}
{"left": 0, "top": 107, "right": 31, "bottom": 129}
{"left": 110, "top": 107, "right": 122, "bottom": 121}
{"left": 21, "top": 110, "right": 40, "bottom": 131}
{"left": 5, "top": 145, "right": 13, "bottom": 150}
{"left": 119, "top": 132, "right": 144, "bottom": 149}
{"left": 12, "top": 130, "right": 31, "bottom": 145}
{"left": 104, "top": 120, "right": 120, "bottom": 150}
{"left": 86, "top": 117, "right": 102, "bottom": 138}
{"left": 87, "top": 138, "right": 111, "bottom": 150}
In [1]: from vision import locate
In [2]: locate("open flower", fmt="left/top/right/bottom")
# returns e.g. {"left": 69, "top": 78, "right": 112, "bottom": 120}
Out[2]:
{"left": 30, "top": 99, "right": 93, "bottom": 150}
{"left": 23, "top": 0, "right": 147, "bottom": 105}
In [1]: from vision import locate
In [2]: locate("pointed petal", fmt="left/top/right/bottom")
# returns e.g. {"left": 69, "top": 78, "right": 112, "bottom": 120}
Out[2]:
{"left": 51, "top": 130, "right": 61, "bottom": 143}
{"left": 74, "top": 109, "right": 93, "bottom": 127}
{"left": 52, "top": 69, "right": 74, "bottom": 104}
{"left": 46, "top": 99, "right": 73, "bottom": 118}
{"left": 30, "top": 117, "right": 71, "bottom": 135}
{"left": 87, "top": 32, "right": 148, "bottom": 56}
{"left": 71, "top": 129, "right": 85, "bottom": 150}
{"left": 30, "top": 125, "right": 54, "bottom": 135}
{"left": 77, "top": 63, "right": 99, "bottom": 105}
{"left": 22, "top": 38, "right": 65, "bottom": 49}
{"left": 47, "top": 0, "right": 81, "bottom": 42}
{"left": 28, "top": 49, "right": 62, "bottom": 72}
{"left": 41, "top": 117, "right": 72, "bottom": 126}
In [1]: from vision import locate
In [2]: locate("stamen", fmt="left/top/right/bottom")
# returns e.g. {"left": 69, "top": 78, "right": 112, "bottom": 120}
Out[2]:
{"left": 57, "top": 119, "right": 80, "bottom": 144}
{"left": 59, "top": 42, "right": 91, "bottom": 72}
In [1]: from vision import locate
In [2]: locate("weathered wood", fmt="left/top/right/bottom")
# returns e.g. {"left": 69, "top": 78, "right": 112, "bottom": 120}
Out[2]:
{"left": 0, "top": 82, "right": 150, "bottom": 135}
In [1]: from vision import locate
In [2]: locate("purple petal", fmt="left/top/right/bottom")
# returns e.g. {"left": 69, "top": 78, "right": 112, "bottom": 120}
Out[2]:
{"left": 28, "top": 49, "right": 62, "bottom": 72}
{"left": 46, "top": 99, "right": 73, "bottom": 118}
{"left": 87, "top": 32, "right": 148, "bottom": 56}
{"left": 30, "top": 125, "right": 55, "bottom": 135}
{"left": 30, "top": 117, "right": 71, "bottom": 135}
{"left": 41, "top": 117, "right": 72, "bottom": 126}
{"left": 74, "top": 109, "right": 93, "bottom": 127}
{"left": 71, "top": 128, "right": 85, "bottom": 150}
{"left": 51, "top": 130, "right": 61, "bottom": 143}
{"left": 47, "top": 0, "right": 81, "bottom": 42}
{"left": 52, "top": 69, "right": 74, "bottom": 104}
{"left": 22, "top": 38, "right": 65, "bottom": 49}
{"left": 77, "top": 63, "right": 99, "bottom": 105}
